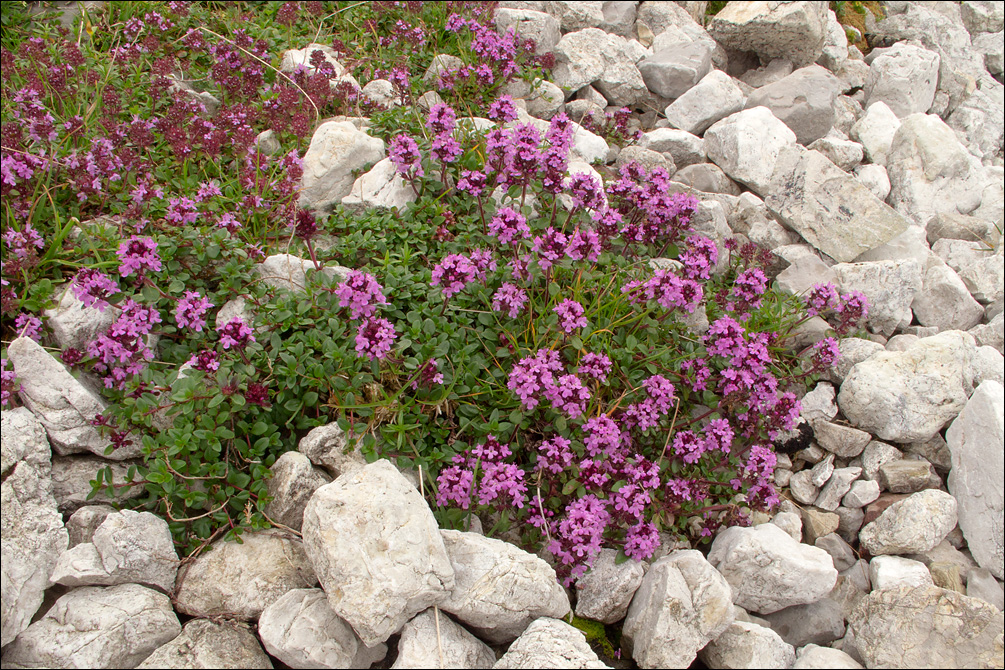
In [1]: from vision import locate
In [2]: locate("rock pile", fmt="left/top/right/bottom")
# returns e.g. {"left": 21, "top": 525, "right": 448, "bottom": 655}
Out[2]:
{"left": 3, "top": 1, "right": 1004, "bottom": 668}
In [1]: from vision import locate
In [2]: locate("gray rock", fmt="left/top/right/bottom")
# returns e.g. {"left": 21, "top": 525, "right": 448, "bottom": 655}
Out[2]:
{"left": 847, "top": 585, "right": 1004, "bottom": 668}
{"left": 361, "top": 79, "right": 401, "bottom": 108}
{"left": 771, "top": 512, "right": 803, "bottom": 543}
{"left": 763, "top": 598, "right": 846, "bottom": 648}
{"left": 971, "top": 311, "right": 1005, "bottom": 355}
{"left": 815, "top": 533, "right": 858, "bottom": 572}
{"left": 393, "top": 608, "right": 495, "bottom": 669}
{"left": 256, "top": 253, "right": 350, "bottom": 295}
{"left": 299, "top": 121, "right": 384, "bottom": 211}
{"left": 638, "top": 41, "right": 713, "bottom": 100}
{"left": 302, "top": 460, "right": 454, "bottom": 646}
{"left": 792, "top": 643, "right": 864, "bottom": 669}
{"left": 263, "top": 451, "right": 331, "bottom": 532}
{"left": 853, "top": 164, "right": 891, "bottom": 200}
{"left": 600, "top": 1, "right": 637, "bottom": 38}
{"left": 615, "top": 146, "right": 674, "bottom": 175}
{"left": 672, "top": 163, "right": 740, "bottom": 195}
{"left": 842, "top": 480, "right": 881, "bottom": 508}
{"left": 973, "top": 345, "right": 1004, "bottom": 387}
{"left": 341, "top": 158, "right": 416, "bottom": 214}
{"left": 50, "top": 454, "right": 143, "bottom": 513}
{"left": 704, "top": 106, "right": 797, "bottom": 195}
{"left": 838, "top": 330, "right": 977, "bottom": 443}
{"left": 812, "top": 421, "right": 872, "bottom": 458}
{"left": 708, "top": 524, "right": 838, "bottom": 615}
{"left": 836, "top": 506, "right": 866, "bottom": 544}
{"left": 7, "top": 336, "right": 141, "bottom": 459}
{"left": 906, "top": 539, "right": 980, "bottom": 583}
{"left": 637, "top": 127, "right": 704, "bottom": 167}
{"left": 772, "top": 244, "right": 837, "bottom": 296}
{"left": 816, "top": 467, "right": 863, "bottom": 511}
{"left": 258, "top": 588, "right": 385, "bottom": 669}
{"left": 745, "top": 66, "right": 842, "bottom": 145}
{"left": 886, "top": 114, "right": 987, "bottom": 226}
{"left": 834, "top": 257, "right": 925, "bottom": 334}
{"left": 707, "top": 1, "right": 829, "bottom": 68}
{"left": 807, "top": 136, "right": 864, "bottom": 171}
{"left": 864, "top": 44, "right": 941, "bottom": 118}
{"left": 575, "top": 548, "right": 645, "bottom": 624}
{"left": 801, "top": 507, "right": 841, "bottom": 545}
{"left": 913, "top": 257, "right": 986, "bottom": 331}
{"left": 967, "top": 567, "right": 1005, "bottom": 611}
{"left": 43, "top": 284, "right": 118, "bottom": 351}
{"left": 972, "top": 31, "right": 1004, "bottom": 76}
{"left": 439, "top": 529, "right": 569, "bottom": 644}
{"left": 817, "top": 9, "right": 850, "bottom": 71}
{"left": 905, "top": 432, "right": 954, "bottom": 472}
{"left": 496, "top": 9, "right": 561, "bottom": 55}
{"left": 946, "top": 380, "right": 1004, "bottom": 579}
{"left": 850, "top": 101, "right": 901, "bottom": 166}
{"left": 622, "top": 550, "right": 735, "bottom": 668}
{"left": 495, "top": 617, "right": 609, "bottom": 669}
{"left": 740, "top": 58, "right": 795, "bottom": 89}
{"left": 65, "top": 504, "right": 115, "bottom": 547}
{"left": 861, "top": 440, "right": 904, "bottom": 482}
{"left": 946, "top": 78, "right": 1004, "bottom": 163}
{"left": 926, "top": 211, "right": 1002, "bottom": 247}
{"left": 877, "top": 459, "right": 937, "bottom": 493}
{"left": 962, "top": 1, "right": 1005, "bottom": 34}
{"left": 765, "top": 146, "right": 911, "bottom": 263}
{"left": 546, "top": 1, "right": 604, "bottom": 32}
{"left": 698, "top": 620, "right": 795, "bottom": 669}
{"left": 174, "top": 529, "right": 317, "bottom": 621}
{"left": 137, "top": 619, "right": 273, "bottom": 669}
{"left": 810, "top": 454, "right": 836, "bottom": 488}
{"left": 859, "top": 489, "right": 958, "bottom": 555}
{"left": 298, "top": 422, "right": 365, "bottom": 478}
{"left": 0, "top": 584, "right": 180, "bottom": 669}
{"left": 869, "top": 555, "right": 934, "bottom": 590}
{"left": 933, "top": 239, "right": 1004, "bottom": 306}
{"left": 422, "top": 53, "right": 464, "bottom": 86}
{"left": 50, "top": 509, "right": 178, "bottom": 593}
{"left": 664, "top": 70, "right": 746, "bottom": 136}
{"left": 280, "top": 43, "right": 359, "bottom": 91}
{"left": 789, "top": 470, "right": 820, "bottom": 506}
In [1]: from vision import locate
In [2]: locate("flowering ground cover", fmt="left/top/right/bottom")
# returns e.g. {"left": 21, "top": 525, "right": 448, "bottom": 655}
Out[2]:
{"left": 1, "top": 1, "right": 866, "bottom": 581}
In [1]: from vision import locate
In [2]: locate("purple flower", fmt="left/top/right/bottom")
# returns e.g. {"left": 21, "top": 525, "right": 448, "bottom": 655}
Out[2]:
{"left": 553, "top": 299, "right": 587, "bottom": 334}
{"left": 837, "top": 290, "right": 869, "bottom": 333}
{"left": 624, "top": 521, "right": 660, "bottom": 561}
{"left": 704, "top": 418, "right": 734, "bottom": 454}
{"left": 745, "top": 444, "right": 777, "bottom": 481}
{"left": 117, "top": 236, "right": 161, "bottom": 277}
{"left": 195, "top": 181, "right": 222, "bottom": 201}
{"left": 411, "top": 358, "right": 445, "bottom": 389}
{"left": 548, "top": 495, "right": 611, "bottom": 585}
{"left": 72, "top": 269, "right": 119, "bottom": 311}
{"left": 431, "top": 134, "right": 462, "bottom": 163}
{"left": 3, "top": 225, "right": 45, "bottom": 260}
{"left": 673, "top": 430, "right": 706, "bottom": 464}
{"left": 355, "top": 317, "right": 397, "bottom": 360}
{"left": 565, "top": 229, "right": 601, "bottom": 263}
{"left": 437, "top": 461, "right": 474, "bottom": 509}
{"left": 15, "top": 312, "right": 42, "bottom": 341}
{"left": 426, "top": 103, "right": 457, "bottom": 135}
{"left": 164, "top": 196, "right": 199, "bottom": 226}
{"left": 810, "top": 337, "right": 841, "bottom": 370}
{"left": 456, "top": 170, "right": 487, "bottom": 197}
{"left": 477, "top": 461, "right": 527, "bottom": 508}
{"left": 567, "top": 172, "right": 605, "bottom": 210}
{"left": 336, "top": 271, "right": 388, "bottom": 320}
{"left": 583, "top": 415, "right": 622, "bottom": 458}
{"left": 507, "top": 349, "right": 563, "bottom": 411}
{"left": 680, "top": 357, "right": 711, "bottom": 392}
{"left": 492, "top": 283, "right": 528, "bottom": 318}
{"left": 537, "top": 435, "right": 574, "bottom": 475}
{"left": 643, "top": 375, "right": 675, "bottom": 414}
{"left": 87, "top": 299, "right": 161, "bottom": 389}
{"left": 388, "top": 135, "right": 423, "bottom": 176}
{"left": 728, "top": 267, "right": 768, "bottom": 314}
{"left": 216, "top": 213, "right": 242, "bottom": 232}
{"left": 488, "top": 207, "right": 531, "bottom": 244}
{"left": 578, "top": 352, "right": 612, "bottom": 383}
{"left": 488, "top": 94, "right": 519, "bottom": 123}
{"left": 532, "top": 228, "right": 568, "bottom": 272}
{"left": 704, "top": 316, "right": 747, "bottom": 360}
{"left": 544, "top": 373, "right": 591, "bottom": 419}
{"left": 469, "top": 249, "right": 497, "bottom": 281}
{"left": 188, "top": 349, "right": 220, "bottom": 372}
{"left": 643, "top": 269, "right": 703, "bottom": 314}
{"left": 431, "top": 254, "right": 478, "bottom": 299}
{"left": 175, "top": 291, "right": 213, "bottom": 332}
{"left": 622, "top": 399, "right": 662, "bottom": 432}
{"left": 804, "top": 283, "right": 840, "bottom": 316}
{"left": 473, "top": 435, "right": 511, "bottom": 462}
{"left": 217, "top": 317, "right": 255, "bottom": 350}
{"left": 679, "top": 236, "right": 718, "bottom": 280}
{"left": 1, "top": 358, "right": 19, "bottom": 407}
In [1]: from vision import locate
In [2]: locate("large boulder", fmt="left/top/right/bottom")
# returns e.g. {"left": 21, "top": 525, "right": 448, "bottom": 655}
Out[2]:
{"left": 859, "top": 489, "right": 958, "bottom": 555}
{"left": 299, "top": 121, "right": 385, "bottom": 211}
{"left": 707, "top": 1, "right": 830, "bottom": 67}
{"left": 621, "top": 550, "right": 735, "bottom": 668}
{"left": 946, "top": 78, "right": 1004, "bottom": 164}
{"left": 707, "top": 524, "right": 838, "bottom": 615}
{"left": 552, "top": 29, "right": 647, "bottom": 105}
{"left": 838, "top": 330, "right": 977, "bottom": 443}
{"left": 705, "top": 107, "right": 797, "bottom": 195}
{"left": 764, "top": 145, "right": 912, "bottom": 263}
{"left": 846, "top": 585, "right": 1004, "bottom": 668}
{"left": 912, "top": 257, "right": 986, "bottom": 332}
{"left": 137, "top": 619, "right": 273, "bottom": 669}
{"left": 301, "top": 460, "right": 455, "bottom": 646}
{"left": 438, "top": 529, "right": 569, "bottom": 644}
{"left": 664, "top": 70, "right": 746, "bottom": 136}
{"left": 863, "top": 43, "right": 941, "bottom": 118}
{"left": 933, "top": 238, "right": 1005, "bottom": 306}
{"left": 0, "top": 584, "right": 181, "bottom": 669}
{"left": 946, "top": 380, "right": 1004, "bottom": 579}
{"left": 744, "top": 65, "right": 842, "bottom": 145}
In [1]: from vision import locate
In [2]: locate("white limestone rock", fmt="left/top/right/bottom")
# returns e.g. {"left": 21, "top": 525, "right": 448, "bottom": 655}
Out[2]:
{"left": 174, "top": 529, "right": 317, "bottom": 621}
{"left": 699, "top": 620, "right": 795, "bottom": 669}
{"left": 946, "top": 78, "right": 1005, "bottom": 163}
{"left": 637, "top": 127, "right": 704, "bottom": 167}
{"left": 842, "top": 479, "right": 881, "bottom": 508}
{"left": 863, "top": 43, "right": 941, "bottom": 118}
{"left": 44, "top": 284, "right": 119, "bottom": 351}
{"left": 850, "top": 101, "right": 901, "bottom": 167}
{"left": 815, "top": 467, "right": 863, "bottom": 511}
{"left": 967, "top": 567, "right": 1005, "bottom": 611}
{"left": 301, "top": 460, "right": 455, "bottom": 646}
{"left": 0, "top": 584, "right": 180, "bottom": 669}
{"left": 341, "top": 158, "right": 416, "bottom": 214}
{"left": 638, "top": 41, "right": 713, "bottom": 100}
{"left": 256, "top": 253, "right": 350, "bottom": 294}
{"left": 761, "top": 598, "right": 846, "bottom": 648}
{"left": 853, "top": 164, "right": 891, "bottom": 200}
{"left": 258, "top": 588, "right": 386, "bottom": 669}
{"left": 708, "top": 524, "right": 838, "bottom": 615}
{"left": 869, "top": 555, "right": 935, "bottom": 591}
{"left": 65, "top": 504, "right": 115, "bottom": 547}
{"left": 7, "top": 336, "right": 141, "bottom": 459}
{"left": 933, "top": 238, "right": 1004, "bottom": 306}
{"left": 137, "top": 619, "right": 273, "bottom": 669}
{"left": 263, "top": 451, "right": 331, "bottom": 532}
{"left": 846, "top": 585, "right": 1004, "bottom": 669}
{"left": 622, "top": 550, "right": 735, "bottom": 668}
{"left": 858, "top": 489, "right": 959, "bottom": 555}
{"left": 838, "top": 330, "right": 977, "bottom": 443}
{"left": 494, "top": 617, "right": 609, "bottom": 669}
{"left": 913, "top": 257, "right": 986, "bottom": 331}
{"left": 50, "top": 454, "right": 143, "bottom": 513}
{"left": 833, "top": 259, "right": 923, "bottom": 336}
{"left": 49, "top": 509, "right": 178, "bottom": 593}
{"left": 744, "top": 65, "right": 842, "bottom": 145}
{"left": 299, "top": 120, "right": 385, "bottom": 211}
{"left": 707, "top": 1, "right": 830, "bottom": 68}
{"left": 812, "top": 420, "right": 872, "bottom": 458}
{"left": 495, "top": 9, "right": 561, "bottom": 55}
{"left": 664, "top": 70, "right": 746, "bottom": 136}
{"left": 280, "top": 43, "right": 359, "bottom": 91}
{"left": 392, "top": 608, "right": 495, "bottom": 669}
{"left": 792, "top": 644, "right": 864, "bottom": 669}
{"left": 973, "top": 345, "right": 1004, "bottom": 387}
{"left": 297, "top": 421, "right": 365, "bottom": 478}
{"left": 946, "top": 380, "right": 1004, "bottom": 579}
{"left": 704, "top": 106, "right": 797, "bottom": 195}
{"left": 439, "top": 529, "right": 569, "bottom": 644}
{"left": 807, "top": 136, "right": 864, "bottom": 171}
{"left": 574, "top": 547, "right": 645, "bottom": 624}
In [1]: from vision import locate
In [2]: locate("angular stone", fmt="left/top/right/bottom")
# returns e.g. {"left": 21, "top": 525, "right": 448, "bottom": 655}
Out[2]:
{"left": 801, "top": 507, "right": 841, "bottom": 545}
{"left": 664, "top": 70, "right": 746, "bottom": 136}
{"left": 615, "top": 146, "right": 674, "bottom": 175}
{"left": 622, "top": 550, "right": 735, "bottom": 668}
{"left": 834, "top": 259, "right": 923, "bottom": 336}
{"left": 44, "top": 284, "right": 118, "bottom": 351}
{"left": 137, "top": 619, "right": 273, "bottom": 669}
{"left": 66, "top": 504, "right": 115, "bottom": 547}
{"left": 258, "top": 588, "right": 385, "bottom": 670}
{"left": 864, "top": 43, "right": 941, "bottom": 118}
{"left": 859, "top": 489, "right": 958, "bottom": 556}
{"left": 174, "top": 529, "right": 317, "bottom": 621}
{"left": 788, "top": 470, "right": 819, "bottom": 505}
{"left": 765, "top": 145, "right": 911, "bottom": 263}
{"left": 709, "top": 524, "right": 838, "bottom": 615}
{"left": 672, "top": 163, "right": 740, "bottom": 195}
{"left": 298, "top": 422, "right": 364, "bottom": 478}
{"left": 439, "top": 529, "right": 568, "bottom": 644}
{"left": 699, "top": 620, "right": 795, "bottom": 670}
{"left": 815, "top": 533, "right": 858, "bottom": 572}
{"left": 637, "top": 127, "right": 704, "bottom": 168}
{"left": 869, "top": 555, "right": 935, "bottom": 590}
{"left": 600, "top": 1, "right": 637, "bottom": 37}
{"left": 807, "top": 136, "right": 864, "bottom": 171}
{"left": 967, "top": 567, "right": 1005, "bottom": 611}
{"left": 705, "top": 106, "right": 797, "bottom": 195}
{"left": 836, "top": 506, "right": 866, "bottom": 544}
{"left": 495, "top": 9, "right": 561, "bottom": 55}
{"left": 842, "top": 479, "right": 881, "bottom": 508}
{"left": 771, "top": 512, "right": 803, "bottom": 543}
{"left": 853, "top": 164, "right": 891, "bottom": 201}
{"left": 812, "top": 421, "right": 872, "bottom": 458}
{"left": 913, "top": 257, "right": 986, "bottom": 331}
{"left": 49, "top": 454, "right": 143, "bottom": 513}
{"left": 763, "top": 598, "right": 846, "bottom": 648}
{"left": 256, "top": 253, "right": 350, "bottom": 295}
{"left": 927, "top": 211, "right": 1003, "bottom": 247}
{"left": 302, "top": 460, "right": 454, "bottom": 646}
{"left": 745, "top": 66, "right": 841, "bottom": 145}
{"left": 495, "top": 617, "right": 609, "bottom": 669}
{"left": 850, "top": 101, "right": 901, "bottom": 166}
{"left": 263, "top": 451, "right": 331, "bottom": 532}
{"left": 0, "top": 584, "right": 180, "bottom": 669}
{"left": 847, "top": 585, "right": 1004, "bottom": 668}
{"left": 638, "top": 41, "right": 713, "bottom": 100}
{"left": 575, "top": 547, "right": 645, "bottom": 624}
{"left": 50, "top": 509, "right": 178, "bottom": 593}
{"left": 946, "top": 380, "right": 1004, "bottom": 579}
{"left": 838, "top": 331, "right": 977, "bottom": 443}
{"left": 392, "top": 608, "right": 495, "bottom": 669}
{"left": 299, "top": 121, "right": 385, "bottom": 211}
{"left": 828, "top": 338, "right": 884, "bottom": 385}
{"left": 810, "top": 455, "right": 835, "bottom": 488}
{"left": 792, "top": 643, "right": 864, "bottom": 669}
{"left": 280, "top": 43, "right": 359, "bottom": 91}
{"left": 707, "top": 1, "right": 829, "bottom": 68}
{"left": 816, "top": 467, "right": 862, "bottom": 511}
{"left": 341, "top": 158, "right": 416, "bottom": 214}
{"left": 929, "top": 561, "right": 966, "bottom": 593}
{"left": 933, "top": 239, "right": 1004, "bottom": 306}
{"left": 877, "top": 459, "right": 936, "bottom": 493}
{"left": 594, "top": 36, "right": 649, "bottom": 106}
{"left": 946, "top": 78, "right": 1005, "bottom": 163}
{"left": 7, "top": 336, "right": 140, "bottom": 459}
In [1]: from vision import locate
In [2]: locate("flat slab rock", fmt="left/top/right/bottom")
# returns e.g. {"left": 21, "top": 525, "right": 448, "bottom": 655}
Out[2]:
{"left": 136, "top": 619, "right": 273, "bottom": 669}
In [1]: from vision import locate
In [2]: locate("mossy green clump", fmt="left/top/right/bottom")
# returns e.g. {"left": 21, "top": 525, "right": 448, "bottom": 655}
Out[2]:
{"left": 569, "top": 616, "right": 618, "bottom": 659}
